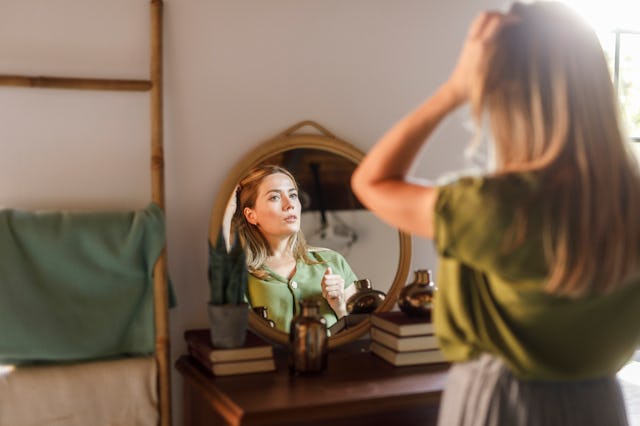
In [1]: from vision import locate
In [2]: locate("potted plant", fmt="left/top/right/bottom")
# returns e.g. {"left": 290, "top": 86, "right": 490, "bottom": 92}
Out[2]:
{"left": 207, "top": 228, "right": 249, "bottom": 348}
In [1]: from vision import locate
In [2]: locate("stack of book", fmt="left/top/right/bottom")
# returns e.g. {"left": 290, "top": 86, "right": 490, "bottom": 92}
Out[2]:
{"left": 184, "top": 329, "right": 276, "bottom": 376}
{"left": 369, "top": 311, "right": 446, "bottom": 367}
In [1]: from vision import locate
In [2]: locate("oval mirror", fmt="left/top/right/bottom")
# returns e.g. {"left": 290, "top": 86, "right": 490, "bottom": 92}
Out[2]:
{"left": 209, "top": 121, "right": 411, "bottom": 348}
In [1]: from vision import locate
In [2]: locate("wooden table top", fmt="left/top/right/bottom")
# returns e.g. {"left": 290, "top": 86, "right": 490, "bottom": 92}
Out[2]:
{"left": 176, "top": 339, "right": 450, "bottom": 426}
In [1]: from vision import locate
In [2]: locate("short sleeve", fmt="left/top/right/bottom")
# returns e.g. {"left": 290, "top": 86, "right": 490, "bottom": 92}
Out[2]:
{"left": 310, "top": 248, "right": 358, "bottom": 288}
{"left": 336, "top": 252, "right": 358, "bottom": 288}
{"left": 434, "top": 176, "right": 509, "bottom": 270}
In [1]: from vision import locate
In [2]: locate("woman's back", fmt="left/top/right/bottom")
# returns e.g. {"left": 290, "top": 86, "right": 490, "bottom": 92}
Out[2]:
{"left": 433, "top": 172, "right": 640, "bottom": 380}
{"left": 350, "top": 2, "right": 639, "bottom": 423}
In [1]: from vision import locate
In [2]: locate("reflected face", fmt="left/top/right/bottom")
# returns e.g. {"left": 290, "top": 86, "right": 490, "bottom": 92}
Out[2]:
{"left": 244, "top": 173, "right": 301, "bottom": 239}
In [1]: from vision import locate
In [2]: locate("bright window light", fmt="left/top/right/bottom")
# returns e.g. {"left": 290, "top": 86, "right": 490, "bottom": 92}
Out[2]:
{"left": 561, "top": 0, "right": 640, "bottom": 142}
{"left": 0, "top": 364, "right": 16, "bottom": 377}
{"left": 560, "top": 0, "right": 640, "bottom": 32}
{"left": 618, "top": 361, "right": 640, "bottom": 386}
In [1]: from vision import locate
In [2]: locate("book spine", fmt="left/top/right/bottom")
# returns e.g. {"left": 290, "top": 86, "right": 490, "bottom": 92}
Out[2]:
{"left": 370, "top": 328, "right": 438, "bottom": 352}
{"left": 188, "top": 343, "right": 214, "bottom": 372}
{"left": 185, "top": 330, "right": 275, "bottom": 363}
{"left": 370, "top": 342, "right": 446, "bottom": 366}
{"left": 185, "top": 331, "right": 216, "bottom": 362}
{"left": 370, "top": 314, "right": 435, "bottom": 337}
{"left": 212, "top": 358, "right": 277, "bottom": 376}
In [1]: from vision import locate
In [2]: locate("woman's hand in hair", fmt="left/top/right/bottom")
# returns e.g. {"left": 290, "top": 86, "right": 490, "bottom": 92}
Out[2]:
{"left": 444, "top": 11, "right": 505, "bottom": 106}
{"left": 351, "top": 12, "right": 511, "bottom": 240}
{"left": 321, "top": 267, "right": 347, "bottom": 318}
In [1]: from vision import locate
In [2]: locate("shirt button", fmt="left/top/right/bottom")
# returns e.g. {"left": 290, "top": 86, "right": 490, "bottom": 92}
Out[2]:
{"left": 291, "top": 281, "right": 298, "bottom": 289}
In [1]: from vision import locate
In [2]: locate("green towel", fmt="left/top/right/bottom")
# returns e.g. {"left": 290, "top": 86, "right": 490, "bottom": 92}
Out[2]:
{"left": 0, "top": 203, "right": 166, "bottom": 364}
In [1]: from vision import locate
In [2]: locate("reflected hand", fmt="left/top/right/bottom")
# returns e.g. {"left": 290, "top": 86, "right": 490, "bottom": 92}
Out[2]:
{"left": 321, "top": 267, "right": 347, "bottom": 318}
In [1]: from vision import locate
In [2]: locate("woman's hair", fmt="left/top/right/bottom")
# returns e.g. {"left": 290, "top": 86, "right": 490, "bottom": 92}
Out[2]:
{"left": 472, "top": 1, "right": 640, "bottom": 297}
{"left": 232, "top": 164, "right": 317, "bottom": 279}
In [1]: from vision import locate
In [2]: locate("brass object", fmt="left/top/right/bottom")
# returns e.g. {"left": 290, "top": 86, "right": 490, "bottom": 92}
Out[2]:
{"left": 289, "top": 300, "right": 328, "bottom": 375}
{"left": 398, "top": 269, "right": 437, "bottom": 319}
{"left": 346, "top": 279, "right": 386, "bottom": 314}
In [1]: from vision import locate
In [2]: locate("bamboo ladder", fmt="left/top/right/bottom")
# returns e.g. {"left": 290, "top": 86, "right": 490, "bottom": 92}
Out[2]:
{"left": 0, "top": 1, "right": 171, "bottom": 425}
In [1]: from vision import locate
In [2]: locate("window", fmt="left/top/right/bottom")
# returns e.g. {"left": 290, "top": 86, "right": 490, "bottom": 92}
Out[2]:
{"left": 602, "top": 30, "right": 640, "bottom": 142}
{"left": 561, "top": 1, "right": 640, "bottom": 145}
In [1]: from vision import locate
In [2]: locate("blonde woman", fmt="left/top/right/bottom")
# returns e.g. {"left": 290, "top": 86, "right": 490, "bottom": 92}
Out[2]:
{"left": 352, "top": 2, "right": 640, "bottom": 425}
{"left": 233, "top": 165, "right": 357, "bottom": 333}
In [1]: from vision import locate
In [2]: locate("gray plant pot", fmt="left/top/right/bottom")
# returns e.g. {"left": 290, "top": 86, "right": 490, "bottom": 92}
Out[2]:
{"left": 207, "top": 303, "right": 249, "bottom": 348}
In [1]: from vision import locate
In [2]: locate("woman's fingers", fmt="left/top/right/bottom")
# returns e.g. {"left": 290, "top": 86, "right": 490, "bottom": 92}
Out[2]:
{"left": 322, "top": 267, "right": 345, "bottom": 300}
{"left": 323, "top": 283, "right": 344, "bottom": 299}
{"left": 469, "top": 11, "right": 504, "bottom": 41}
{"left": 326, "top": 285, "right": 343, "bottom": 298}
{"left": 446, "top": 11, "right": 507, "bottom": 104}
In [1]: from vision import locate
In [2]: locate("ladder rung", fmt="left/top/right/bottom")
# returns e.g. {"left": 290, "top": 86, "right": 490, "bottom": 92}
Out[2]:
{"left": 0, "top": 75, "right": 152, "bottom": 91}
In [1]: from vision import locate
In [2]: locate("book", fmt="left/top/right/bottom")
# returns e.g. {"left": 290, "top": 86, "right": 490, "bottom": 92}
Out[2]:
{"left": 188, "top": 343, "right": 276, "bottom": 376}
{"left": 328, "top": 313, "right": 369, "bottom": 336}
{"left": 370, "top": 327, "right": 439, "bottom": 352}
{"left": 370, "top": 311, "right": 435, "bottom": 337}
{"left": 184, "top": 328, "right": 273, "bottom": 362}
{"left": 370, "top": 341, "right": 446, "bottom": 367}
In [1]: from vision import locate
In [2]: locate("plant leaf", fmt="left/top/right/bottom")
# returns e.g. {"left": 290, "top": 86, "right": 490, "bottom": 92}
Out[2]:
{"left": 227, "top": 230, "right": 248, "bottom": 304}
{"left": 208, "top": 227, "right": 227, "bottom": 305}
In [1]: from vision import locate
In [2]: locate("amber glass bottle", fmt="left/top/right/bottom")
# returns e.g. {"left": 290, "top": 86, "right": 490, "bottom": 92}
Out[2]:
{"left": 289, "top": 300, "right": 328, "bottom": 375}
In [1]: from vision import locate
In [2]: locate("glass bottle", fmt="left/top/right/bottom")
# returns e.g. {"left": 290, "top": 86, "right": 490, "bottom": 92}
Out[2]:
{"left": 345, "top": 278, "right": 386, "bottom": 314}
{"left": 398, "top": 269, "right": 437, "bottom": 319}
{"left": 288, "top": 299, "right": 328, "bottom": 375}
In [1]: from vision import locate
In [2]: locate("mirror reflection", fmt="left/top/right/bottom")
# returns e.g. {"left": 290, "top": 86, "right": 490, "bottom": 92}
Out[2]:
{"left": 231, "top": 164, "right": 359, "bottom": 332}
{"left": 210, "top": 121, "right": 411, "bottom": 346}
{"left": 222, "top": 151, "right": 399, "bottom": 334}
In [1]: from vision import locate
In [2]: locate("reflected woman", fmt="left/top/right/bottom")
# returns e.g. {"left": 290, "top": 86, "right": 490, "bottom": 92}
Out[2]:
{"left": 232, "top": 165, "right": 358, "bottom": 332}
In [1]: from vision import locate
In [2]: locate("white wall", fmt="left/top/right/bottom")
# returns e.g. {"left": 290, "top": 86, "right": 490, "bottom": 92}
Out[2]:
{"left": 0, "top": 1, "right": 504, "bottom": 424}
{"left": 301, "top": 209, "right": 400, "bottom": 294}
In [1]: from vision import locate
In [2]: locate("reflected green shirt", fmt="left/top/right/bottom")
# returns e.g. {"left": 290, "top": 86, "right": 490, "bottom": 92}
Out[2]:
{"left": 433, "top": 173, "right": 640, "bottom": 380}
{"left": 247, "top": 248, "right": 357, "bottom": 333}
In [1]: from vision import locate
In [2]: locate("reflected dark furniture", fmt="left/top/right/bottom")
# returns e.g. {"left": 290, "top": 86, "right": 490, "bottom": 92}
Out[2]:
{"left": 175, "top": 339, "right": 449, "bottom": 426}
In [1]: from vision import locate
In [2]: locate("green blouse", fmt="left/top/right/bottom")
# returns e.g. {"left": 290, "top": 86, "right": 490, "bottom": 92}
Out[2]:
{"left": 247, "top": 248, "right": 357, "bottom": 333}
{"left": 433, "top": 173, "right": 640, "bottom": 380}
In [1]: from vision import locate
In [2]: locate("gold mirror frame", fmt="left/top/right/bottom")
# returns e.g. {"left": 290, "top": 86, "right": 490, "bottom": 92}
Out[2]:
{"left": 209, "top": 121, "right": 412, "bottom": 348}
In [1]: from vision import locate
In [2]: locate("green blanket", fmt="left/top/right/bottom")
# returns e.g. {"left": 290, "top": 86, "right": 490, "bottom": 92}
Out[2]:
{"left": 0, "top": 203, "right": 165, "bottom": 364}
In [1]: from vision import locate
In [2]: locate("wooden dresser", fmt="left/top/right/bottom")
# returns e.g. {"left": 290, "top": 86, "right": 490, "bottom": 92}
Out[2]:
{"left": 175, "top": 339, "right": 449, "bottom": 426}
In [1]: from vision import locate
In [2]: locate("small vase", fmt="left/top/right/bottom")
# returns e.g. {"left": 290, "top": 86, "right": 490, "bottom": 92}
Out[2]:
{"left": 346, "top": 279, "right": 386, "bottom": 314}
{"left": 289, "top": 299, "right": 328, "bottom": 375}
{"left": 208, "top": 303, "right": 249, "bottom": 348}
{"left": 398, "top": 269, "right": 437, "bottom": 319}
{"left": 253, "top": 306, "right": 276, "bottom": 328}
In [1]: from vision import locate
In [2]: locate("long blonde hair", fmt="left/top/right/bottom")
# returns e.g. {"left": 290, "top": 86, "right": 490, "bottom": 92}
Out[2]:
{"left": 473, "top": 1, "right": 640, "bottom": 297}
{"left": 232, "top": 164, "right": 317, "bottom": 279}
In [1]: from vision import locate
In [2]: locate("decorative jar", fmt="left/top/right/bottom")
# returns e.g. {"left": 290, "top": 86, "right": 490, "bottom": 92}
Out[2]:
{"left": 289, "top": 299, "right": 328, "bottom": 375}
{"left": 398, "top": 269, "right": 437, "bottom": 319}
{"left": 346, "top": 279, "right": 386, "bottom": 314}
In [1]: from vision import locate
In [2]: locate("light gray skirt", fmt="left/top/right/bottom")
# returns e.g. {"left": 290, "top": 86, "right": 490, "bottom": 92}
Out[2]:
{"left": 437, "top": 354, "right": 629, "bottom": 426}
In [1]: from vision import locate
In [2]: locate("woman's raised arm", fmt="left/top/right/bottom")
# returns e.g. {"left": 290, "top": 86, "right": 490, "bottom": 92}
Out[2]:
{"left": 350, "top": 12, "right": 505, "bottom": 239}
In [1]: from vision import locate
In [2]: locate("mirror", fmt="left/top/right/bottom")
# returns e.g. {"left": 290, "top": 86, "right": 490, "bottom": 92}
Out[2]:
{"left": 209, "top": 121, "right": 411, "bottom": 348}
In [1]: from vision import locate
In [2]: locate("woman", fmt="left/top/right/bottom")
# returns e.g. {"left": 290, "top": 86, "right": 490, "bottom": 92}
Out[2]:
{"left": 352, "top": 2, "right": 640, "bottom": 425}
{"left": 233, "top": 164, "right": 357, "bottom": 333}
